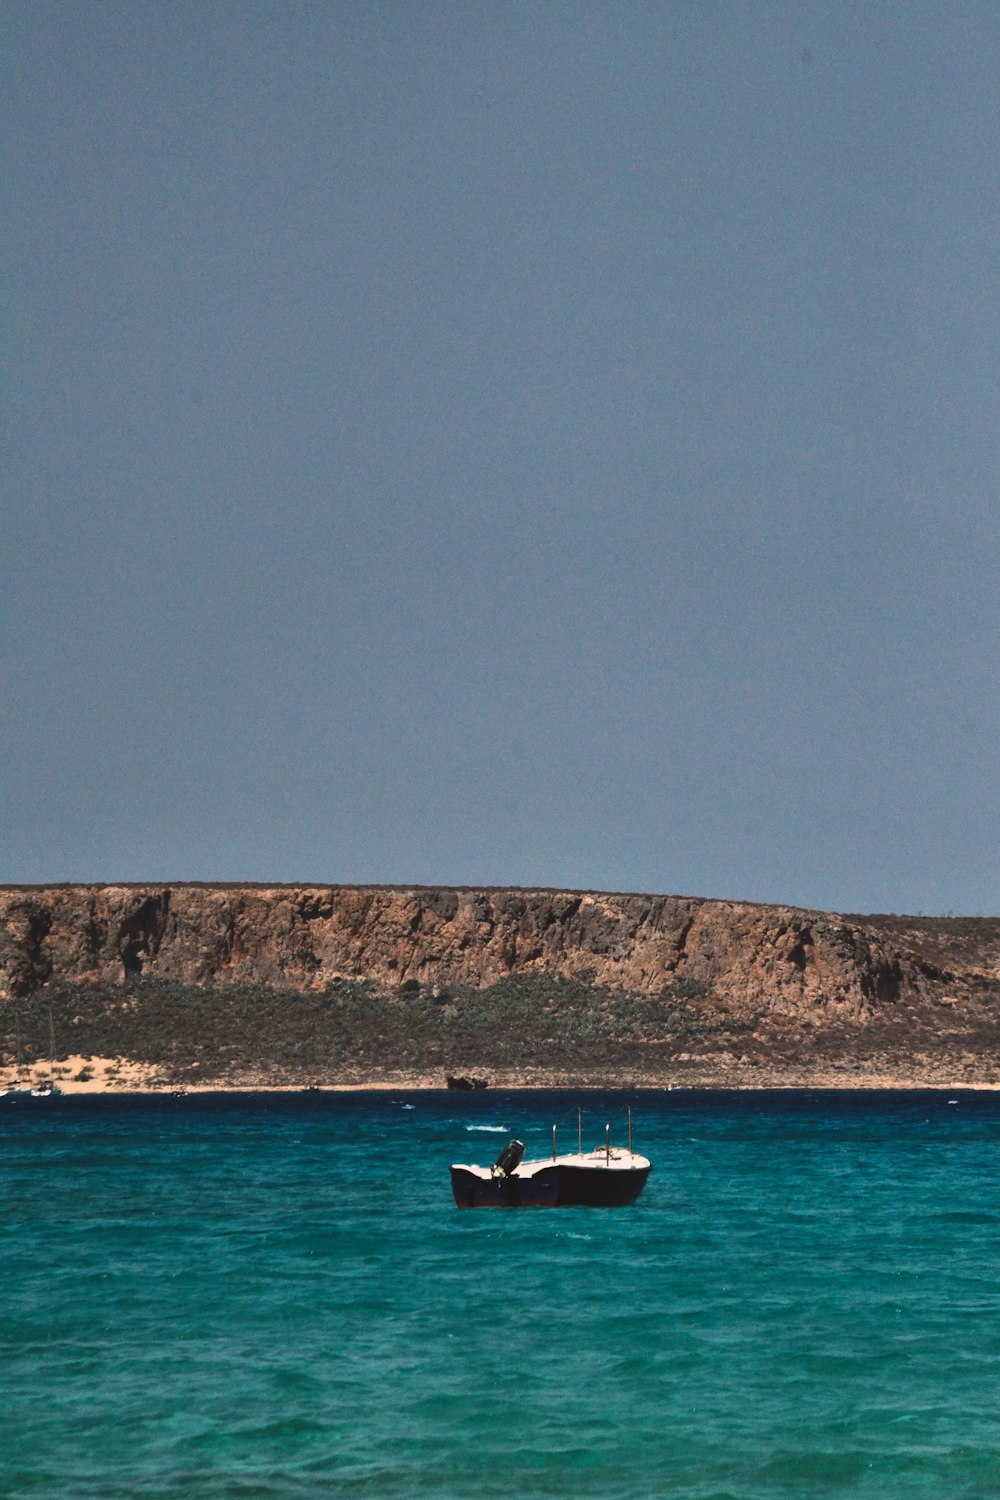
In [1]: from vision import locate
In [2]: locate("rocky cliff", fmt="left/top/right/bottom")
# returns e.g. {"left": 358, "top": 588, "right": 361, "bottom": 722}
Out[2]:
{"left": 2, "top": 884, "right": 999, "bottom": 1086}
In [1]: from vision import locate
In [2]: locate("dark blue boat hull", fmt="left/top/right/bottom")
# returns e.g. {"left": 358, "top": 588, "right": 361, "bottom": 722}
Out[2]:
{"left": 450, "top": 1162, "right": 650, "bottom": 1208}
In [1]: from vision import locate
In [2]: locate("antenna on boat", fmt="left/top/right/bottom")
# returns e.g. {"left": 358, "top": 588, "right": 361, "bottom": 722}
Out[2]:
{"left": 605, "top": 1121, "right": 611, "bottom": 1164}
{"left": 628, "top": 1104, "right": 632, "bottom": 1156}
{"left": 553, "top": 1104, "right": 586, "bottom": 1161}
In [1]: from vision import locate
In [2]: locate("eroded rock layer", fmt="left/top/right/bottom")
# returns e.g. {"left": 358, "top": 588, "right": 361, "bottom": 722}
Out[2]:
{"left": 2, "top": 883, "right": 997, "bottom": 1017}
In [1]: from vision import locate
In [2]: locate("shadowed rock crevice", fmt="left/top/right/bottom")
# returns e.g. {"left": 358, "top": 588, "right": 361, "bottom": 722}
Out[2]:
{"left": 118, "top": 891, "right": 171, "bottom": 979}
{"left": 787, "top": 927, "right": 813, "bottom": 972}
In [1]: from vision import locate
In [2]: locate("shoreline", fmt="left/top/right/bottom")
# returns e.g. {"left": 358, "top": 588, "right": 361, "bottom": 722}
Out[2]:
{"left": 9, "top": 1058, "right": 1000, "bottom": 1095}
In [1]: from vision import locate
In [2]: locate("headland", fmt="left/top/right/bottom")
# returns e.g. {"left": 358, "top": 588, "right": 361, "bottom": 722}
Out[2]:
{"left": 2, "top": 883, "right": 998, "bottom": 1091}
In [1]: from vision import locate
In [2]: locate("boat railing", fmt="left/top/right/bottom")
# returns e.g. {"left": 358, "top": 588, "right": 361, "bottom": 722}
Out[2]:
{"left": 551, "top": 1105, "right": 583, "bottom": 1160}
{"left": 552, "top": 1104, "right": 635, "bottom": 1162}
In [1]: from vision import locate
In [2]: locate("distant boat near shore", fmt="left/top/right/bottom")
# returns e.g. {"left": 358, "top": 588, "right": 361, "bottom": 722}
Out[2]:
{"left": 4, "top": 1008, "right": 62, "bottom": 1098}
{"left": 3, "top": 1078, "right": 62, "bottom": 1099}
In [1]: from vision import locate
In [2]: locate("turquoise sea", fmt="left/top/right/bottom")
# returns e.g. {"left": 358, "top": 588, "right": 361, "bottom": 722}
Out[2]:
{"left": 3, "top": 1090, "right": 1000, "bottom": 1499}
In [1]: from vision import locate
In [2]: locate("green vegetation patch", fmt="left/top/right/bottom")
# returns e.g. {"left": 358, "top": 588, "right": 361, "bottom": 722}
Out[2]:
{"left": 1, "top": 971, "right": 750, "bottom": 1083}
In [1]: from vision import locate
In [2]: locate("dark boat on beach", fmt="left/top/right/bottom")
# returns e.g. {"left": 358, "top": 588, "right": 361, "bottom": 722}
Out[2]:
{"left": 450, "top": 1106, "right": 651, "bottom": 1208}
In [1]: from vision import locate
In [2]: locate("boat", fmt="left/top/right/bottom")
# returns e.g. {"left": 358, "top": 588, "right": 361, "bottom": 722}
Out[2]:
{"left": 4, "top": 1015, "right": 30, "bottom": 1097}
{"left": 450, "top": 1106, "right": 651, "bottom": 1208}
{"left": 4, "top": 1076, "right": 62, "bottom": 1099}
{"left": 7, "top": 1009, "right": 62, "bottom": 1098}
{"left": 32, "top": 1011, "right": 61, "bottom": 1096}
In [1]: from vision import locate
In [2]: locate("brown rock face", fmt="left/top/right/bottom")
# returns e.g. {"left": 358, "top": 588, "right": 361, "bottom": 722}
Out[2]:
{"left": 2, "top": 883, "right": 997, "bottom": 1017}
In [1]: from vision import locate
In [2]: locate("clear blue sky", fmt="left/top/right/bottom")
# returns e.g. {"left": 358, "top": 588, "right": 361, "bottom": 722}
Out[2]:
{"left": 4, "top": 2, "right": 998, "bottom": 915}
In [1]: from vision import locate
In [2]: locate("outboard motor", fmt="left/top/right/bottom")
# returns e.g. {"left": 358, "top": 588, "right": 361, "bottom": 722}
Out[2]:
{"left": 493, "top": 1139, "right": 525, "bottom": 1177}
